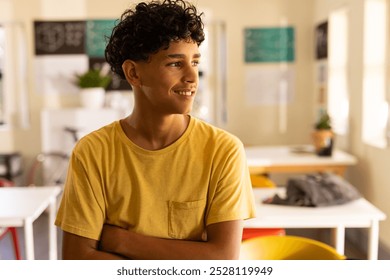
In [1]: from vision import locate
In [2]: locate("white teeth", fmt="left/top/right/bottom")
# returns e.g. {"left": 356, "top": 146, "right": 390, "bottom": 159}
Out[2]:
{"left": 176, "top": 91, "right": 192, "bottom": 96}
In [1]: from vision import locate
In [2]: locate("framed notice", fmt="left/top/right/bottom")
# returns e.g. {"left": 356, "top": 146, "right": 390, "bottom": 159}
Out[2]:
{"left": 34, "top": 19, "right": 117, "bottom": 57}
{"left": 244, "top": 27, "right": 295, "bottom": 63}
{"left": 245, "top": 66, "right": 294, "bottom": 105}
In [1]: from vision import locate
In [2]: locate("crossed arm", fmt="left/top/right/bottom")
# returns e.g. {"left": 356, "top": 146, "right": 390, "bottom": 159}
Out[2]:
{"left": 62, "top": 220, "right": 243, "bottom": 260}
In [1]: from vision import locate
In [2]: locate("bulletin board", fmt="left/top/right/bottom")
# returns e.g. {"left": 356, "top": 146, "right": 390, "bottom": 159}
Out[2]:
{"left": 244, "top": 27, "right": 295, "bottom": 63}
{"left": 34, "top": 21, "right": 86, "bottom": 55}
{"left": 34, "top": 19, "right": 116, "bottom": 58}
{"left": 86, "top": 19, "right": 116, "bottom": 58}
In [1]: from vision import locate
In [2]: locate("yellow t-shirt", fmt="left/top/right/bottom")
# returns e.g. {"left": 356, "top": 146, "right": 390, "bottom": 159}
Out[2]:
{"left": 55, "top": 116, "right": 256, "bottom": 241}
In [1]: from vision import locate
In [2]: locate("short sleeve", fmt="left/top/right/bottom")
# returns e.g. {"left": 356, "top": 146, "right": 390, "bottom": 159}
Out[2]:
{"left": 206, "top": 141, "right": 256, "bottom": 226}
{"left": 55, "top": 151, "right": 106, "bottom": 240}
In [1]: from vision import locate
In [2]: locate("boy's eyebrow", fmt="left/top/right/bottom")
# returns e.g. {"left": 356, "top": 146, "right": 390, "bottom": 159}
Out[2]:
{"left": 167, "top": 53, "right": 201, "bottom": 59}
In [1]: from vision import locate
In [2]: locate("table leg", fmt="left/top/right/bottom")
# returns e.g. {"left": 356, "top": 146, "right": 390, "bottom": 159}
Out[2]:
{"left": 23, "top": 218, "right": 34, "bottom": 260}
{"left": 48, "top": 197, "right": 57, "bottom": 260}
{"left": 368, "top": 220, "right": 379, "bottom": 260}
{"left": 331, "top": 225, "right": 345, "bottom": 255}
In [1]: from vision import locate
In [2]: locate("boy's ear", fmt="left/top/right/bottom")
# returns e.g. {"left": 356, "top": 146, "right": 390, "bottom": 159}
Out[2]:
{"left": 122, "top": 60, "right": 141, "bottom": 87}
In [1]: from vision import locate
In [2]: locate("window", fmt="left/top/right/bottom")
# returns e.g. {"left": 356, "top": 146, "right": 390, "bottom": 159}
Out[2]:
{"left": 362, "top": 0, "right": 389, "bottom": 148}
{"left": 328, "top": 8, "right": 349, "bottom": 135}
{"left": 0, "top": 22, "right": 30, "bottom": 129}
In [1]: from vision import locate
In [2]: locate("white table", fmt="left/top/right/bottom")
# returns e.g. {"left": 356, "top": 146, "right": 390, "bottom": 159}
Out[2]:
{"left": 245, "top": 188, "right": 387, "bottom": 260}
{"left": 245, "top": 145, "right": 358, "bottom": 176}
{"left": 0, "top": 186, "right": 61, "bottom": 260}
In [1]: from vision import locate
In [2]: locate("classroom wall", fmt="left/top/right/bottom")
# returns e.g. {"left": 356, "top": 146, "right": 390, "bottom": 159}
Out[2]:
{"left": 196, "top": 0, "right": 316, "bottom": 145}
{"left": 314, "top": 0, "right": 390, "bottom": 255}
{"left": 1, "top": 0, "right": 389, "bottom": 256}
{"left": 1, "top": 0, "right": 315, "bottom": 156}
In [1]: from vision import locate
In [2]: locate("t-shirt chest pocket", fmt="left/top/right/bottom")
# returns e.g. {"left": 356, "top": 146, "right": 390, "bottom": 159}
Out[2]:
{"left": 168, "top": 199, "right": 206, "bottom": 240}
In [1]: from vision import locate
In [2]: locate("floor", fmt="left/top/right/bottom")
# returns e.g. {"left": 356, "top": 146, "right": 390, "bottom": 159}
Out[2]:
{"left": 0, "top": 213, "right": 366, "bottom": 260}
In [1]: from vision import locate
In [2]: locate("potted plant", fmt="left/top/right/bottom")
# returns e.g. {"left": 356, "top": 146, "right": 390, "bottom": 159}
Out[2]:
{"left": 74, "top": 68, "right": 112, "bottom": 109}
{"left": 312, "top": 111, "right": 334, "bottom": 156}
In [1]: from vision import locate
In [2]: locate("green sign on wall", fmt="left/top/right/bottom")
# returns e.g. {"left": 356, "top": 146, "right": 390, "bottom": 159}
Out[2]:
{"left": 86, "top": 19, "right": 116, "bottom": 58}
{"left": 244, "top": 27, "right": 295, "bottom": 63}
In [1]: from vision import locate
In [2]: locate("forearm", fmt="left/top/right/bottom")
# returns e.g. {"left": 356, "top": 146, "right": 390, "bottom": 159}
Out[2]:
{"left": 113, "top": 234, "right": 227, "bottom": 260}
{"left": 100, "top": 220, "right": 243, "bottom": 260}
{"left": 61, "top": 231, "right": 128, "bottom": 260}
{"left": 67, "top": 248, "right": 127, "bottom": 260}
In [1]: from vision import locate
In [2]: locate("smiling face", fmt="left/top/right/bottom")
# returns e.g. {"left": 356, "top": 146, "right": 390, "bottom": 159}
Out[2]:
{"left": 125, "top": 40, "right": 201, "bottom": 116}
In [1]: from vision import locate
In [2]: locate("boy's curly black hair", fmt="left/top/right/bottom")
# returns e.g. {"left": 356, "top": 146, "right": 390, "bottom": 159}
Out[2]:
{"left": 105, "top": 0, "right": 205, "bottom": 80}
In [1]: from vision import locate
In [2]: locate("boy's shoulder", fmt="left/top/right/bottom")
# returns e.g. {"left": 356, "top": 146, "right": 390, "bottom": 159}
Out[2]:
{"left": 74, "top": 121, "right": 118, "bottom": 150}
{"left": 192, "top": 117, "right": 243, "bottom": 148}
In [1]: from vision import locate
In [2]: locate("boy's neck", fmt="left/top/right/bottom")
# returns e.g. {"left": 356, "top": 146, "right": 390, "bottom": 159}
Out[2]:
{"left": 120, "top": 113, "right": 190, "bottom": 150}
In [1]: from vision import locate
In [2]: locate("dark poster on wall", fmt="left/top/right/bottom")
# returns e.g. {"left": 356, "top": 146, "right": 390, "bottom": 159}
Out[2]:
{"left": 34, "top": 21, "right": 86, "bottom": 55}
{"left": 315, "top": 21, "right": 328, "bottom": 59}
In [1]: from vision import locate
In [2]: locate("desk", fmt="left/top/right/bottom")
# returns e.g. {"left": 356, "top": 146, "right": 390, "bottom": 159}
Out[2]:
{"left": 245, "top": 188, "right": 387, "bottom": 260}
{"left": 245, "top": 145, "right": 357, "bottom": 176}
{"left": 0, "top": 186, "right": 61, "bottom": 260}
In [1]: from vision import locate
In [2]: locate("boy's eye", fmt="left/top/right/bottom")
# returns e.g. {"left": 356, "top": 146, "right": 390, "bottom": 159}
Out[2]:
{"left": 168, "top": 62, "right": 182, "bottom": 67}
{"left": 167, "top": 60, "right": 200, "bottom": 67}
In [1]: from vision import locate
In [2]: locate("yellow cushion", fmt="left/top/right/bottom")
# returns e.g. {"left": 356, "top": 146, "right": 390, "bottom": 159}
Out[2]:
{"left": 250, "top": 174, "right": 276, "bottom": 188}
